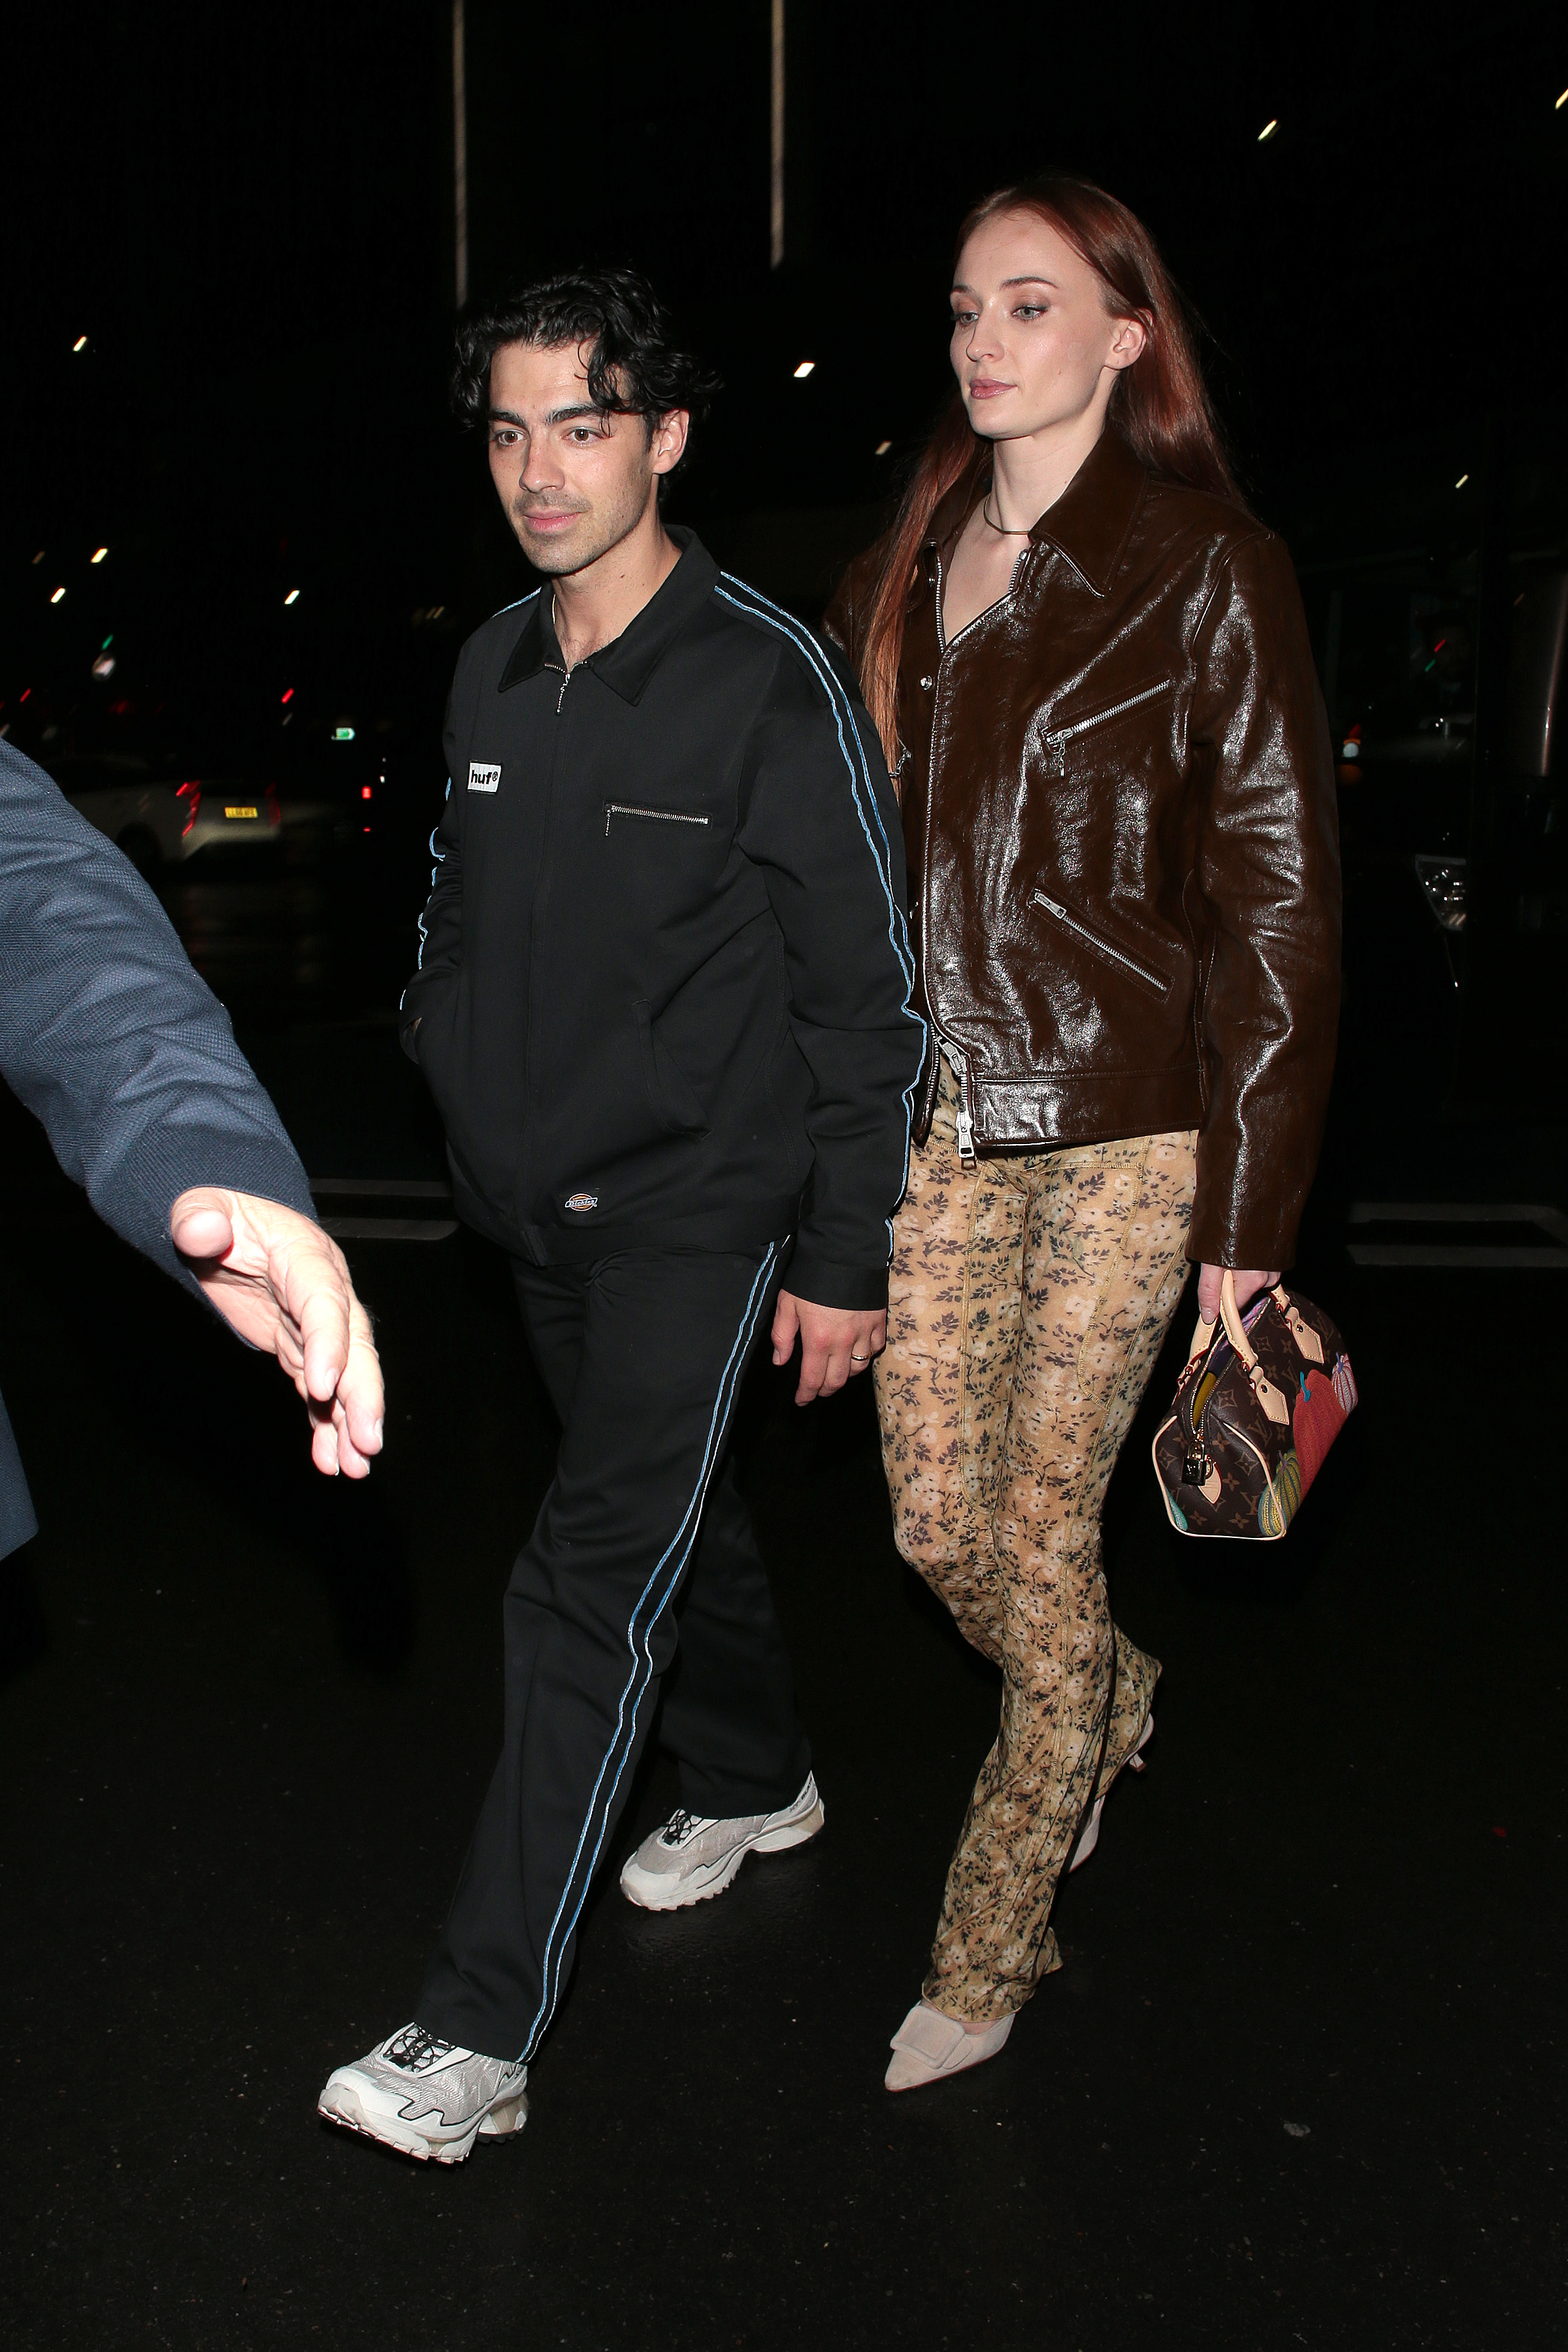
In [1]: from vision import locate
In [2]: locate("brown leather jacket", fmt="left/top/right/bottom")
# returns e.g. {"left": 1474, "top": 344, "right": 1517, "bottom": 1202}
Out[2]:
{"left": 825, "top": 429, "right": 1341, "bottom": 1270}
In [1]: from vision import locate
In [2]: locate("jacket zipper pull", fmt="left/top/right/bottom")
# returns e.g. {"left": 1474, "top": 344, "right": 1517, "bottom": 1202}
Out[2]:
{"left": 941, "top": 1037, "right": 977, "bottom": 1164}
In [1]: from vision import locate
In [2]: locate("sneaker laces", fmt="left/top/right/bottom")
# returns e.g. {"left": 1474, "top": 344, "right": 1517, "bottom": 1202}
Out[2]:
{"left": 661, "top": 1807, "right": 707, "bottom": 1847}
{"left": 385, "top": 2024, "right": 455, "bottom": 2074}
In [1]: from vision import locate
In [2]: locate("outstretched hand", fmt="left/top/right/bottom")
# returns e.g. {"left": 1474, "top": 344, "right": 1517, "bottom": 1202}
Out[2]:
{"left": 171, "top": 1188, "right": 385, "bottom": 1477}
{"left": 770, "top": 1289, "right": 887, "bottom": 1405}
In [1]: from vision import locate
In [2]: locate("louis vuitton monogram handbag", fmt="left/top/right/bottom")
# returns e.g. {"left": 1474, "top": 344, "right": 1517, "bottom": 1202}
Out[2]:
{"left": 1152, "top": 1271, "right": 1358, "bottom": 1541}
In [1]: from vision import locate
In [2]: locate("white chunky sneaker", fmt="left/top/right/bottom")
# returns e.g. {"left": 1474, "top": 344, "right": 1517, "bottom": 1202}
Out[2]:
{"left": 1068, "top": 1708, "right": 1154, "bottom": 1872}
{"left": 619, "top": 1772, "right": 825, "bottom": 1911}
{"left": 318, "top": 2023, "right": 528, "bottom": 2164}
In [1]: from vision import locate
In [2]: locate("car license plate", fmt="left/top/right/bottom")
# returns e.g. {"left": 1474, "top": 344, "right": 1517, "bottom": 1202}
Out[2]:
{"left": 224, "top": 805, "right": 258, "bottom": 819}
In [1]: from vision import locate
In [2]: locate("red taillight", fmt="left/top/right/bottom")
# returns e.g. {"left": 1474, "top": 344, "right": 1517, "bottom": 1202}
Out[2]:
{"left": 361, "top": 785, "right": 372, "bottom": 800}
{"left": 176, "top": 780, "right": 201, "bottom": 836}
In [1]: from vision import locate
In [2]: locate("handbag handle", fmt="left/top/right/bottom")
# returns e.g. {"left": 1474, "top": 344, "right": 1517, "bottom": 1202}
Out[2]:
{"left": 1186, "top": 1270, "right": 1265, "bottom": 1363}
{"left": 1186, "top": 1271, "right": 1291, "bottom": 1425}
{"left": 1217, "top": 1269, "right": 1255, "bottom": 1363}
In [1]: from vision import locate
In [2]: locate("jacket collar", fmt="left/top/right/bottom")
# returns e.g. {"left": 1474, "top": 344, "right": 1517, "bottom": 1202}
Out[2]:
{"left": 498, "top": 526, "right": 718, "bottom": 699}
{"left": 1028, "top": 429, "right": 1148, "bottom": 594}
{"left": 924, "top": 429, "right": 1149, "bottom": 599}
{"left": 924, "top": 475, "right": 975, "bottom": 571}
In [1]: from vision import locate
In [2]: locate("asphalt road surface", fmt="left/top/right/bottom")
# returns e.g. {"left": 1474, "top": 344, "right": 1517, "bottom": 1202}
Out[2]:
{"left": 1, "top": 858, "right": 1562, "bottom": 2352}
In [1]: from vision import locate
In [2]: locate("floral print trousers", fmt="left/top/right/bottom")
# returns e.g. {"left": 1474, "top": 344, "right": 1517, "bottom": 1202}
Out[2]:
{"left": 875, "top": 1054, "right": 1198, "bottom": 2022}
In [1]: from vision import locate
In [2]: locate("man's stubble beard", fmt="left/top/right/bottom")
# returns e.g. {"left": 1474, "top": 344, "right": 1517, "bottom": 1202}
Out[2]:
{"left": 512, "top": 474, "right": 656, "bottom": 579}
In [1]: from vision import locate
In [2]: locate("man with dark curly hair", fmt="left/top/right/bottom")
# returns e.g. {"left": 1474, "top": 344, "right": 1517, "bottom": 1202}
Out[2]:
{"left": 318, "top": 268, "right": 923, "bottom": 2159}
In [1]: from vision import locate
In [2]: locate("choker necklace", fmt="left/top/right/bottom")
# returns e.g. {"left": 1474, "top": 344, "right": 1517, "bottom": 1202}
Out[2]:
{"left": 980, "top": 495, "right": 1031, "bottom": 538}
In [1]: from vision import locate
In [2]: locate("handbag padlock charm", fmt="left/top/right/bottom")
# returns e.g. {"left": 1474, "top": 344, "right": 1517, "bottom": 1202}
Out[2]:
{"left": 1183, "top": 1432, "right": 1213, "bottom": 1486}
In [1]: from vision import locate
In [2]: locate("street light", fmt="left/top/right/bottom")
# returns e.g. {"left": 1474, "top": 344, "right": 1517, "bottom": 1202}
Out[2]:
{"left": 284, "top": 588, "right": 301, "bottom": 605}
{"left": 91, "top": 547, "right": 108, "bottom": 564}
{"left": 1258, "top": 120, "right": 1279, "bottom": 142}
{"left": 793, "top": 360, "right": 815, "bottom": 379}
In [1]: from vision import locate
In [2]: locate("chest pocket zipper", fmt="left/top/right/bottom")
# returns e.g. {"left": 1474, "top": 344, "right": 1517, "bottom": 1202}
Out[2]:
{"left": 1042, "top": 677, "right": 1175, "bottom": 771}
{"left": 602, "top": 803, "right": 711, "bottom": 837}
{"left": 1032, "top": 891, "right": 1171, "bottom": 998}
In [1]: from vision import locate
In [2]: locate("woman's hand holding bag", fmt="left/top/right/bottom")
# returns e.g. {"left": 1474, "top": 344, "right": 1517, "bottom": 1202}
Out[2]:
{"left": 1152, "top": 1270, "right": 1357, "bottom": 1541}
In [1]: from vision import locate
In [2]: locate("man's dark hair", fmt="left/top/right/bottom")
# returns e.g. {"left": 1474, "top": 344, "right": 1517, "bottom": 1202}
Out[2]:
{"left": 451, "top": 266, "right": 719, "bottom": 462}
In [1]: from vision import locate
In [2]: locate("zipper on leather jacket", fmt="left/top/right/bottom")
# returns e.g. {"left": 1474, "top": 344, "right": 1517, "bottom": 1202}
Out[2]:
{"left": 940, "top": 1037, "right": 977, "bottom": 1164}
{"left": 1032, "top": 891, "right": 1171, "bottom": 997}
{"left": 602, "top": 803, "right": 711, "bottom": 836}
{"left": 928, "top": 557, "right": 978, "bottom": 1168}
{"left": 1043, "top": 678, "right": 1174, "bottom": 769}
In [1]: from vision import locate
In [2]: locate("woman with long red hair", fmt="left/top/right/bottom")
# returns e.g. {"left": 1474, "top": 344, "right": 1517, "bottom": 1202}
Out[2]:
{"left": 827, "top": 177, "right": 1341, "bottom": 2092}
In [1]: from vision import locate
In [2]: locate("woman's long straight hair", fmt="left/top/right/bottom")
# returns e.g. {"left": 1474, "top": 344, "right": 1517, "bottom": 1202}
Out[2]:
{"left": 857, "top": 175, "right": 1245, "bottom": 767}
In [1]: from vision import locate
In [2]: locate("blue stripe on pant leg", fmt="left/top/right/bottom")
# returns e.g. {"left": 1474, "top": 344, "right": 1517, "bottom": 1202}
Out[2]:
{"left": 521, "top": 1244, "right": 779, "bottom": 2057}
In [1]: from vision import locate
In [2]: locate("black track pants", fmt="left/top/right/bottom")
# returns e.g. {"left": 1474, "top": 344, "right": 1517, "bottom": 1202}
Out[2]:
{"left": 417, "top": 1245, "right": 811, "bottom": 2061}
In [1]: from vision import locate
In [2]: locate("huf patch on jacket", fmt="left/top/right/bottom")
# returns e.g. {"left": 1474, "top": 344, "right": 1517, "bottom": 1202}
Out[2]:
{"left": 468, "top": 762, "right": 501, "bottom": 793}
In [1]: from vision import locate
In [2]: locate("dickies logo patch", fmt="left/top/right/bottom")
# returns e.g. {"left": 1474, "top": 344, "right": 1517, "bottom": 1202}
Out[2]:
{"left": 564, "top": 1192, "right": 598, "bottom": 1213}
{"left": 468, "top": 762, "right": 501, "bottom": 794}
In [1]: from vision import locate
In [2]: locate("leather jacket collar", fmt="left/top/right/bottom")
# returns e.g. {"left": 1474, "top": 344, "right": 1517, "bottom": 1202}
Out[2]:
{"left": 925, "top": 427, "right": 1151, "bottom": 598}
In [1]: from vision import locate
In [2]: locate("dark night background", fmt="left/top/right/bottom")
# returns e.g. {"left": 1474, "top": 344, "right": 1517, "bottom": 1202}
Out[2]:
{"left": 2, "top": 7, "right": 1566, "bottom": 2349}
{"left": 7, "top": 0, "right": 1566, "bottom": 774}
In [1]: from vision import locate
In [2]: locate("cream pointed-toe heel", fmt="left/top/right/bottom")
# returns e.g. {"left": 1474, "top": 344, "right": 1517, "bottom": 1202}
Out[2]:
{"left": 885, "top": 2002, "right": 1015, "bottom": 2094}
{"left": 1069, "top": 1707, "right": 1155, "bottom": 1872}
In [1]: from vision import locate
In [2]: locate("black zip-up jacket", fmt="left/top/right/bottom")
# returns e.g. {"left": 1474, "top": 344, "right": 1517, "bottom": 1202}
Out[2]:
{"left": 400, "top": 532, "right": 924, "bottom": 1309}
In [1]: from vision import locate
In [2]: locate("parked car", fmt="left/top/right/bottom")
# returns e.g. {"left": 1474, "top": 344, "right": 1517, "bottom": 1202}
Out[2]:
{"left": 46, "top": 753, "right": 282, "bottom": 875}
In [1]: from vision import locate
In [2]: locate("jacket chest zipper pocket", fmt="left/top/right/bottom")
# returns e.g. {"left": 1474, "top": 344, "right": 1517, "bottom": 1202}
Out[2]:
{"left": 1042, "top": 677, "right": 1174, "bottom": 771}
{"left": 602, "top": 803, "right": 711, "bottom": 836}
{"left": 1032, "top": 891, "right": 1171, "bottom": 998}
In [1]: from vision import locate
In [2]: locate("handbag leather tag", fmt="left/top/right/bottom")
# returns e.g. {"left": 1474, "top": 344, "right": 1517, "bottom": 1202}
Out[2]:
{"left": 1277, "top": 1292, "right": 1326, "bottom": 1364}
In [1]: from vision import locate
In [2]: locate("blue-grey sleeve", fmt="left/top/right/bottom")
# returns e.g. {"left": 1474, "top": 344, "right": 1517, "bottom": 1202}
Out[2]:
{"left": 0, "top": 739, "right": 316, "bottom": 1292}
